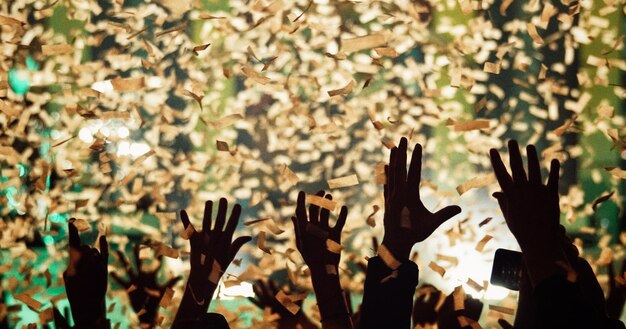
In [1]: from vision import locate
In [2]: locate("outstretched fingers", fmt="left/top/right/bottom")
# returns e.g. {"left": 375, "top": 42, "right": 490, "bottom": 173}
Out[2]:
{"left": 432, "top": 205, "right": 462, "bottom": 227}
{"left": 228, "top": 236, "right": 252, "bottom": 263}
{"left": 508, "top": 140, "right": 527, "bottom": 183}
{"left": 489, "top": 149, "right": 512, "bottom": 193}
{"left": 319, "top": 194, "right": 332, "bottom": 228}
{"left": 224, "top": 203, "right": 242, "bottom": 241}
{"left": 547, "top": 159, "right": 560, "bottom": 194}
{"left": 202, "top": 200, "right": 213, "bottom": 234}
{"left": 331, "top": 206, "right": 348, "bottom": 241}
{"left": 68, "top": 219, "right": 81, "bottom": 249}
{"left": 408, "top": 143, "right": 423, "bottom": 188}
{"left": 214, "top": 198, "right": 228, "bottom": 232}
{"left": 526, "top": 145, "right": 541, "bottom": 185}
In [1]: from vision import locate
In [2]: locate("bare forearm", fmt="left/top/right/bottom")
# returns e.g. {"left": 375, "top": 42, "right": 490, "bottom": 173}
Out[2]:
{"left": 310, "top": 269, "right": 353, "bottom": 329}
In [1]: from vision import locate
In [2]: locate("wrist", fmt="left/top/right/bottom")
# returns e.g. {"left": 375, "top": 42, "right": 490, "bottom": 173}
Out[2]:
{"left": 521, "top": 242, "right": 574, "bottom": 288}
{"left": 381, "top": 237, "right": 412, "bottom": 260}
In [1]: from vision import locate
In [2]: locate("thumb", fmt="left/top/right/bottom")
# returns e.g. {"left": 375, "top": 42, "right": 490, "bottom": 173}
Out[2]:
{"left": 498, "top": 318, "right": 514, "bottom": 329}
{"left": 433, "top": 205, "right": 461, "bottom": 224}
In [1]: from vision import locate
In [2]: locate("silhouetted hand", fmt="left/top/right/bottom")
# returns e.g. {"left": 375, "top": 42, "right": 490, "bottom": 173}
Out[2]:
{"left": 292, "top": 190, "right": 347, "bottom": 273}
{"left": 436, "top": 287, "right": 483, "bottom": 329}
{"left": 412, "top": 284, "right": 442, "bottom": 326}
{"left": 490, "top": 140, "right": 571, "bottom": 287}
{"left": 111, "top": 245, "right": 181, "bottom": 326}
{"left": 291, "top": 190, "right": 352, "bottom": 329}
{"left": 173, "top": 198, "right": 251, "bottom": 324}
{"left": 248, "top": 279, "right": 318, "bottom": 329}
{"left": 383, "top": 137, "right": 461, "bottom": 259}
{"left": 606, "top": 260, "right": 626, "bottom": 319}
{"left": 61, "top": 219, "right": 110, "bottom": 328}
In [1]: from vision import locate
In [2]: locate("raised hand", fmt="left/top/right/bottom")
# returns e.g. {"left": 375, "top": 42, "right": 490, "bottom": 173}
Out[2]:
{"left": 436, "top": 287, "right": 483, "bottom": 329}
{"left": 174, "top": 198, "right": 251, "bottom": 323}
{"left": 489, "top": 140, "right": 570, "bottom": 286}
{"left": 61, "top": 219, "right": 110, "bottom": 328}
{"left": 291, "top": 190, "right": 352, "bottom": 329}
{"left": 606, "top": 260, "right": 626, "bottom": 319}
{"left": 383, "top": 137, "right": 461, "bottom": 260}
{"left": 292, "top": 190, "right": 347, "bottom": 273}
{"left": 248, "top": 279, "right": 318, "bottom": 329}
{"left": 412, "top": 284, "right": 442, "bottom": 326}
{"left": 111, "top": 245, "right": 181, "bottom": 326}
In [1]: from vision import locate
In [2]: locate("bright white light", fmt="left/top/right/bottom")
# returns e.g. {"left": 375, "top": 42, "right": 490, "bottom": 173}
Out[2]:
{"left": 78, "top": 127, "right": 94, "bottom": 143}
{"left": 129, "top": 143, "right": 150, "bottom": 157}
{"left": 483, "top": 284, "right": 510, "bottom": 300}
{"left": 117, "top": 126, "right": 130, "bottom": 139}
{"left": 91, "top": 80, "right": 114, "bottom": 93}
{"left": 117, "top": 141, "right": 130, "bottom": 156}
{"left": 218, "top": 281, "right": 255, "bottom": 299}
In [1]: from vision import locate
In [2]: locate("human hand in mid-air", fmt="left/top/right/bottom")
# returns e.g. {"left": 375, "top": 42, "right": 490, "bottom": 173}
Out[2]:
{"left": 111, "top": 245, "right": 181, "bottom": 326}
{"left": 412, "top": 284, "right": 442, "bottom": 326}
{"left": 292, "top": 190, "right": 347, "bottom": 274}
{"left": 291, "top": 190, "right": 352, "bottom": 329}
{"left": 174, "top": 198, "right": 251, "bottom": 323}
{"left": 248, "top": 279, "right": 318, "bottom": 329}
{"left": 383, "top": 137, "right": 461, "bottom": 260}
{"left": 490, "top": 140, "right": 572, "bottom": 287}
{"left": 56, "top": 220, "right": 109, "bottom": 329}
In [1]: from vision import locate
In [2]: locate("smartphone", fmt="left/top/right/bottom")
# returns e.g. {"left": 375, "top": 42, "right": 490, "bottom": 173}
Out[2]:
{"left": 490, "top": 248, "right": 523, "bottom": 291}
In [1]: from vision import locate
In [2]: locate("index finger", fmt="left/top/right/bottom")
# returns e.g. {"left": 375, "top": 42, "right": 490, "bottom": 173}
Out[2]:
{"left": 68, "top": 219, "right": 81, "bottom": 248}
{"left": 489, "top": 149, "right": 512, "bottom": 192}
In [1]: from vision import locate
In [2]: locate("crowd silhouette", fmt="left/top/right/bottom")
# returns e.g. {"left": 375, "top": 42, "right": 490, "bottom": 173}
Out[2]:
{"left": 44, "top": 139, "right": 625, "bottom": 329}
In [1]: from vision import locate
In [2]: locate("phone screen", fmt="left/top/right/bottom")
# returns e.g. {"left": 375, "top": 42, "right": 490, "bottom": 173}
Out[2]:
{"left": 490, "top": 248, "right": 523, "bottom": 291}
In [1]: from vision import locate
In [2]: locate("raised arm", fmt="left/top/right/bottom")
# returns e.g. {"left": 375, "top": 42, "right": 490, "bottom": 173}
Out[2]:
{"left": 173, "top": 198, "right": 251, "bottom": 326}
{"left": 489, "top": 140, "right": 598, "bottom": 329}
{"left": 56, "top": 220, "right": 110, "bottom": 329}
{"left": 291, "top": 190, "right": 352, "bottom": 329}
{"left": 360, "top": 137, "right": 461, "bottom": 329}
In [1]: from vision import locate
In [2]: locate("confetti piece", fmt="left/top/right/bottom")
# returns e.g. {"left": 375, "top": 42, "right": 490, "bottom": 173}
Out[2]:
{"left": 208, "top": 260, "right": 223, "bottom": 285}
{"left": 111, "top": 77, "right": 145, "bottom": 92}
{"left": 483, "top": 62, "right": 501, "bottom": 74}
{"left": 428, "top": 261, "right": 446, "bottom": 277}
{"left": 341, "top": 33, "right": 388, "bottom": 53}
{"left": 327, "top": 174, "right": 359, "bottom": 189}
{"left": 366, "top": 205, "right": 380, "bottom": 228}
{"left": 242, "top": 64, "right": 271, "bottom": 85}
{"left": 592, "top": 190, "right": 615, "bottom": 211}
{"left": 275, "top": 290, "right": 301, "bottom": 315}
{"left": 326, "top": 239, "right": 344, "bottom": 254}
{"left": 527, "top": 23, "right": 545, "bottom": 45}
{"left": 605, "top": 168, "right": 626, "bottom": 179}
{"left": 456, "top": 174, "right": 496, "bottom": 195}
{"left": 258, "top": 231, "right": 272, "bottom": 254}
{"left": 306, "top": 194, "right": 337, "bottom": 211}
{"left": 450, "top": 119, "right": 491, "bottom": 132}
{"left": 42, "top": 44, "right": 74, "bottom": 55}
{"left": 475, "top": 235, "right": 493, "bottom": 252}
{"left": 328, "top": 80, "right": 356, "bottom": 97}
{"left": 489, "top": 305, "right": 515, "bottom": 315}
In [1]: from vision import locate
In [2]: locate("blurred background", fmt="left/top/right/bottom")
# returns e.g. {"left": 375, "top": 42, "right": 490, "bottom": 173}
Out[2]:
{"left": 0, "top": 0, "right": 624, "bottom": 327}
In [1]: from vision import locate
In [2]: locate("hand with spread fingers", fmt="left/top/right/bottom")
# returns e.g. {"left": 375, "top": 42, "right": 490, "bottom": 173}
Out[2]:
{"left": 291, "top": 190, "right": 352, "bottom": 329}
{"left": 111, "top": 245, "right": 182, "bottom": 327}
{"left": 173, "top": 198, "right": 252, "bottom": 324}
{"left": 383, "top": 137, "right": 462, "bottom": 260}
{"left": 489, "top": 140, "right": 571, "bottom": 287}
{"left": 248, "top": 279, "right": 318, "bottom": 329}
{"left": 292, "top": 190, "right": 347, "bottom": 273}
{"left": 61, "top": 219, "right": 110, "bottom": 329}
